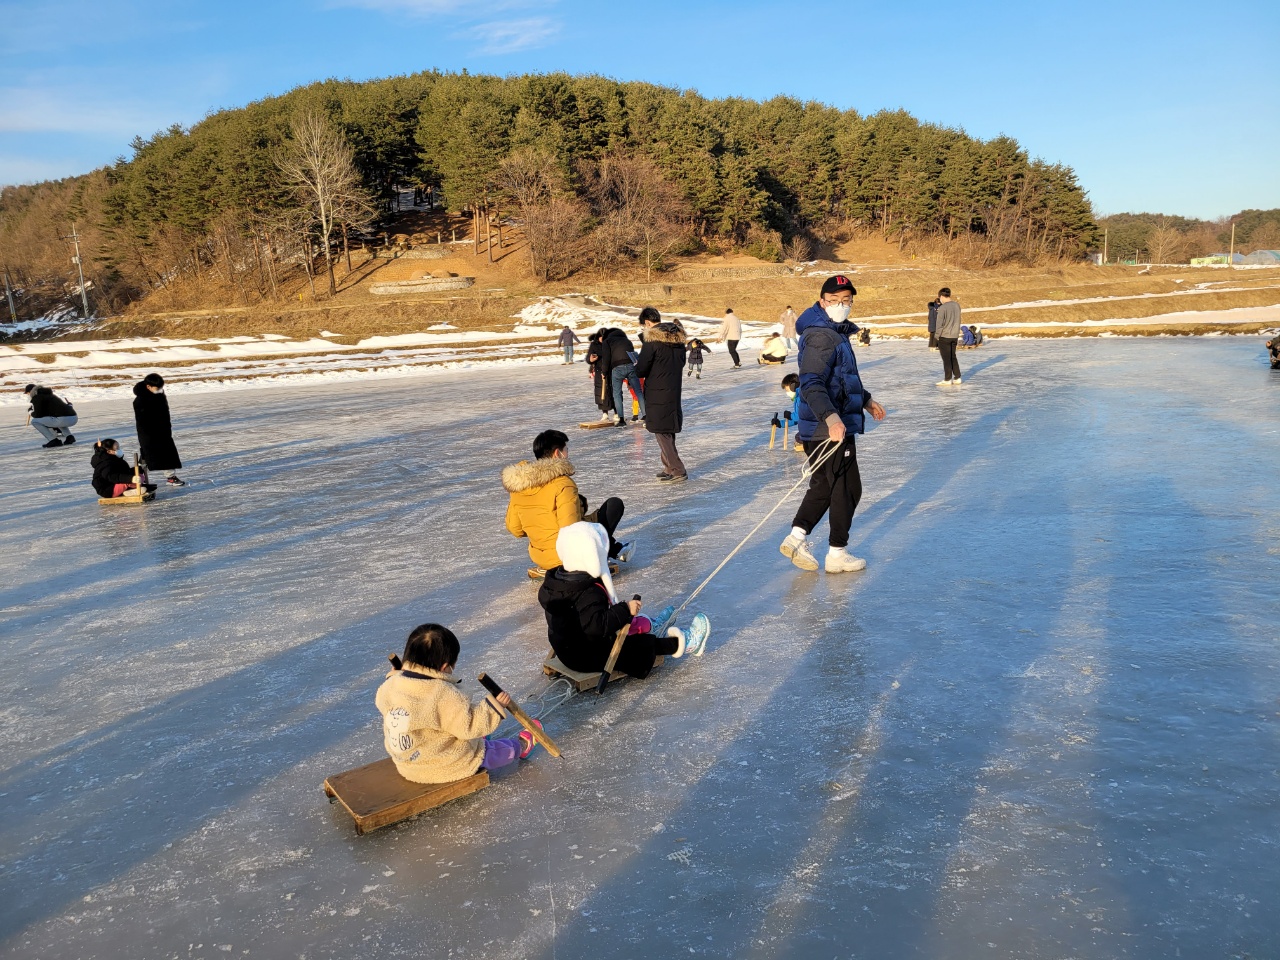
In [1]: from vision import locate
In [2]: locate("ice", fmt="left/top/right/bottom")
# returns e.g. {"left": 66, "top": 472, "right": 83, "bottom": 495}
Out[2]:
{"left": 1, "top": 336, "right": 1278, "bottom": 959}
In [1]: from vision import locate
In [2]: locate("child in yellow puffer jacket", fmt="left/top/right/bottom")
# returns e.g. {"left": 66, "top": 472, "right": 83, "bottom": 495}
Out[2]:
{"left": 375, "top": 623, "right": 539, "bottom": 783}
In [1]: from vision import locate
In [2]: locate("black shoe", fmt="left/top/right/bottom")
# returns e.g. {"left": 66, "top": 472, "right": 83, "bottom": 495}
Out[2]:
{"left": 42, "top": 438, "right": 63, "bottom": 448}
{"left": 656, "top": 471, "right": 671, "bottom": 479}
{"left": 658, "top": 473, "right": 688, "bottom": 484}
{"left": 166, "top": 476, "right": 186, "bottom": 486}
{"left": 63, "top": 434, "right": 76, "bottom": 445}
{"left": 144, "top": 483, "right": 158, "bottom": 492}
{"left": 631, "top": 415, "right": 640, "bottom": 422}
{"left": 616, "top": 419, "right": 627, "bottom": 428}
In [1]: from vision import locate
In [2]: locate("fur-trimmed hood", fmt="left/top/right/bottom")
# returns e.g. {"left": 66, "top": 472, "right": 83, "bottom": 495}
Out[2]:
{"left": 643, "top": 321, "right": 687, "bottom": 345}
{"left": 501, "top": 456, "right": 576, "bottom": 494}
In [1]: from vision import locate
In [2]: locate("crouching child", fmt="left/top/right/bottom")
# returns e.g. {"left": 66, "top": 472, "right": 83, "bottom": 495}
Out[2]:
{"left": 376, "top": 623, "right": 539, "bottom": 784}
{"left": 538, "top": 522, "right": 709, "bottom": 679}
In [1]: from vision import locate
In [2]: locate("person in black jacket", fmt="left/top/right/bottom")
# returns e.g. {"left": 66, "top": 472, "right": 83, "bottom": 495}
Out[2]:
{"left": 926, "top": 297, "right": 939, "bottom": 351}
{"left": 90, "top": 439, "right": 156, "bottom": 498}
{"left": 537, "top": 522, "right": 702, "bottom": 678}
{"left": 605, "top": 327, "right": 646, "bottom": 427}
{"left": 23, "top": 383, "right": 77, "bottom": 447}
{"left": 132, "top": 373, "right": 185, "bottom": 486}
{"left": 586, "top": 331, "right": 616, "bottom": 422}
{"left": 635, "top": 306, "right": 689, "bottom": 482}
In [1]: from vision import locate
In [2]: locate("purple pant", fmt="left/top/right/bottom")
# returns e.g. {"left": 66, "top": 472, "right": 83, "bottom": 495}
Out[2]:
{"left": 482, "top": 736, "right": 523, "bottom": 770}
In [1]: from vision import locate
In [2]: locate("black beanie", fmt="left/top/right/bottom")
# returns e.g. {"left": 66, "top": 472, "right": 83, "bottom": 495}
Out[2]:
{"left": 820, "top": 275, "right": 857, "bottom": 297}
{"left": 144, "top": 373, "right": 165, "bottom": 388}
{"left": 23, "top": 383, "right": 36, "bottom": 394}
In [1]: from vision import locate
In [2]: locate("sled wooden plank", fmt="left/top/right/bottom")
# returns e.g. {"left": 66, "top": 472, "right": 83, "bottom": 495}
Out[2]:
{"left": 542, "top": 654, "right": 662, "bottom": 692}
{"left": 323, "top": 758, "right": 489, "bottom": 835}
{"left": 578, "top": 420, "right": 615, "bottom": 429}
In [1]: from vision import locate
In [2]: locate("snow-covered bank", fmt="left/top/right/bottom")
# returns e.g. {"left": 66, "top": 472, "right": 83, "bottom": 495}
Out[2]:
{"left": 3, "top": 296, "right": 1277, "bottom": 407}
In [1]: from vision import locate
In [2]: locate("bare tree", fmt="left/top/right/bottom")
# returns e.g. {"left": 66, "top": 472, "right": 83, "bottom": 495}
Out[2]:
{"left": 585, "top": 153, "right": 688, "bottom": 281}
{"left": 497, "top": 147, "right": 586, "bottom": 281}
{"left": 277, "top": 113, "right": 374, "bottom": 296}
{"left": 782, "top": 233, "right": 813, "bottom": 264}
{"left": 1146, "top": 217, "right": 1188, "bottom": 264}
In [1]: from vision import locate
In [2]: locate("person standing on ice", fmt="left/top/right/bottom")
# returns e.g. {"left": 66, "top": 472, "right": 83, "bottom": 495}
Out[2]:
{"left": 718, "top": 308, "right": 743, "bottom": 368}
{"left": 503, "top": 429, "right": 632, "bottom": 577}
{"left": 132, "top": 373, "right": 186, "bottom": 486}
{"left": 779, "top": 274, "right": 887, "bottom": 574}
{"left": 605, "top": 327, "right": 646, "bottom": 425}
{"left": 934, "top": 288, "right": 962, "bottom": 386}
{"left": 779, "top": 305, "right": 798, "bottom": 352}
{"left": 23, "top": 383, "right": 77, "bottom": 448}
{"left": 557, "top": 325, "right": 581, "bottom": 364}
{"left": 635, "top": 306, "right": 689, "bottom": 483}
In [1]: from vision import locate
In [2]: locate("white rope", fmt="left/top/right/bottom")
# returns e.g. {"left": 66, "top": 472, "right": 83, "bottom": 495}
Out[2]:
{"left": 672, "top": 438, "right": 841, "bottom": 617}
{"left": 493, "top": 676, "right": 578, "bottom": 737}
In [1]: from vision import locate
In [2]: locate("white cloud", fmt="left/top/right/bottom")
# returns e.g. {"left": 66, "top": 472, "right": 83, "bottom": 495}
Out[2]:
{"left": 0, "top": 87, "right": 180, "bottom": 138}
{"left": 326, "top": 0, "right": 469, "bottom": 15}
{"left": 465, "top": 16, "right": 560, "bottom": 55}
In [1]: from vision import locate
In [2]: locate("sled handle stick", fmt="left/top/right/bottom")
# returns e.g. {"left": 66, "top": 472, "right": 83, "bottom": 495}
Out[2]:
{"left": 769, "top": 413, "right": 780, "bottom": 450}
{"left": 388, "top": 653, "right": 403, "bottom": 670}
{"left": 597, "top": 595, "right": 641, "bottom": 695}
{"left": 478, "top": 673, "right": 562, "bottom": 758}
{"left": 782, "top": 414, "right": 789, "bottom": 450}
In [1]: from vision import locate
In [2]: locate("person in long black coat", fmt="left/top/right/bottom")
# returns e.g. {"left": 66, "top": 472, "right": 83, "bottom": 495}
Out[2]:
{"left": 635, "top": 307, "right": 688, "bottom": 482}
{"left": 132, "top": 373, "right": 185, "bottom": 486}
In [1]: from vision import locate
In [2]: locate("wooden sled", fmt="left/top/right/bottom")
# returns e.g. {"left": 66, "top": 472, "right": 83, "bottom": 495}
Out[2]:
{"left": 542, "top": 653, "right": 663, "bottom": 692}
{"left": 579, "top": 420, "right": 616, "bottom": 430}
{"left": 323, "top": 757, "right": 489, "bottom": 835}
{"left": 529, "top": 562, "right": 618, "bottom": 581}
{"left": 99, "top": 454, "right": 155, "bottom": 506}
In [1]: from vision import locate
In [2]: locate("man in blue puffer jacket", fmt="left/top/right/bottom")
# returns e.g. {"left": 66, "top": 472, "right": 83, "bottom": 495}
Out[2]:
{"left": 779, "top": 275, "right": 887, "bottom": 573}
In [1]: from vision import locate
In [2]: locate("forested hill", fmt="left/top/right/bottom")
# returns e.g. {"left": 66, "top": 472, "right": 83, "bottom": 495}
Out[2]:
{"left": 0, "top": 70, "right": 1098, "bottom": 318}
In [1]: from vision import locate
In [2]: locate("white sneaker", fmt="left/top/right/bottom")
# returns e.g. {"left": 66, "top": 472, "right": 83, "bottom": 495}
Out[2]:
{"left": 780, "top": 533, "right": 819, "bottom": 571}
{"left": 936, "top": 379, "right": 952, "bottom": 387}
{"left": 615, "top": 540, "right": 635, "bottom": 563}
{"left": 825, "top": 548, "right": 867, "bottom": 573}
{"left": 953, "top": 377, "right": 962, "bottom": 385}
{"left": 599, "top": 412, "right": 611, "bottom": 422}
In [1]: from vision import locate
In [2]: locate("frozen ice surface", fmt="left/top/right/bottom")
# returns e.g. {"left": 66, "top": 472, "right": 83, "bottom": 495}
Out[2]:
{"left": 2, "top": 337, "right": 1278, "bottom": 959}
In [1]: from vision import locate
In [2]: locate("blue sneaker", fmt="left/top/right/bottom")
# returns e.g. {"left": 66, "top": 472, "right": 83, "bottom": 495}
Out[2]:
{"left": 649, "top": 604, "right": 676, "bottom": 637}
{"left": 685, "top": 613, "right": 710, "bottom": 657}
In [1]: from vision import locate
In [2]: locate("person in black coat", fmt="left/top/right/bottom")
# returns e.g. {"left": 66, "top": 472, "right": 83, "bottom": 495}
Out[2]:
{"left": 90, "top": 439, "right": 156, "bottom": 498}
{"left": 132, "top": 373, "right": 185, "bottom": 486}
{"left": 537, "top": 522, "right": 682, "bottom": 679}
{"left": 604, "top": 327, "right": 646, "bottom": 426}
{"left": 586, "top": 331, "right": 616, "bottom": 421}
{"left": 635, "top": 307, "right": 688, "bottom": 483}
{"left": 23, "top": 383, "right": 78, "bottom": 447}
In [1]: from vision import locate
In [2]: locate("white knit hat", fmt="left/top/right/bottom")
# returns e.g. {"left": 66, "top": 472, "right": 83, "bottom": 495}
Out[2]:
{"left": 556, "top": 521, "right": 617, "bottom": 602}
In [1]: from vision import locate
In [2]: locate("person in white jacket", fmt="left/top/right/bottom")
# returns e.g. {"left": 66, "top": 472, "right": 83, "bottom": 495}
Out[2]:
{"left": 718, "top": 309, "right": 743, "bottom": 368}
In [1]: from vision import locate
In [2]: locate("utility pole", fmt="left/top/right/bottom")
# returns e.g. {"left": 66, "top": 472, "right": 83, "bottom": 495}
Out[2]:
{"left": 1102, "top": 228, "right": 1108, "bottom": 266}
{"left": 1229, "top": 222, "right": 1236, "bottom": 270}
{"left": 3, "top": 265, "right": 16, "bottom": 322}
{"left": 60, "top": 223, "right": 91, "bottom": 318}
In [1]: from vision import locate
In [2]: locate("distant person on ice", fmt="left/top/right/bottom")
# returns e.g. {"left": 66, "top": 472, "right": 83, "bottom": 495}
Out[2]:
{"left": 926, "top": 295, "right": 940, "bottom": 351}
{"left": 781, "top": 372, "right": 803, "bottom": 450}
{"left": 1267, "top": 336, "right": 1280, "bottom": 369}
{"left": 686, "top": 337, "right": 711, "bottom": 378}
{"left": 934, "top": 288, "right": 963, "bottom": 386}
{"left": 779, "top": 274, "right": 887, "bottom": 574}
{"left": 23, "top": 383, "right": 77, "bottom": 448}
{"left": 779, "top": 304, "right": 798, "bottom": 351}
{"left": 636, "top": 306, "right": 689, "bottom": 483}
{"left": 376, "top": 623, "right": 540, "bottom": 784}
{"left": 719, "top": 309, "right": 743, "bottom": 368}
{"left": 133, "top": 374, "right": 186, "bottom": 485}
{"left": 558, "top": 325, "right": 581, "bottom": 364}
{"left": 757, "top": 332, "right": 788, "bottom": 365}
{"left": 90, "top": 439, "right": 156, "bottom": 498}
{"left": 503, "top": 429, "right": 631, "bottom": 578}
{"left": 538, "top": 522, "right": 708, "bottom": 678}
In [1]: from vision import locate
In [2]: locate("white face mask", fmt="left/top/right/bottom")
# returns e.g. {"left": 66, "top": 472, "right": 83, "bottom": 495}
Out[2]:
{"left": 823, "top": 302, "right": 851, "bottom": 323}
{"left": 785, "top": 389, "right": 796, "bottom": 400}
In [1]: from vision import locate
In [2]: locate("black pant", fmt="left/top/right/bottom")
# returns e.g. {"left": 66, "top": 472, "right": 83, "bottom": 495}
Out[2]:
{"left": 928, "top": 331, "right": 937, "bottom": 349}
{"left": 585, "top": 496, "right": 625, "bottom": 557}
{"left": 938, "top": 337, "right": 961, "bottom": 381}
{"left": 726, "top": 340, "right": 740, "bottom": 366}
{"left": 791, "top": 437, "right": 862, "bottom": 548}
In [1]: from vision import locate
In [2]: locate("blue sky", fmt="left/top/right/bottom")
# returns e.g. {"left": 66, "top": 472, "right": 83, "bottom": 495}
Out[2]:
{"left": 1, "top": 0, "right": 1276, "bottom": 220}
